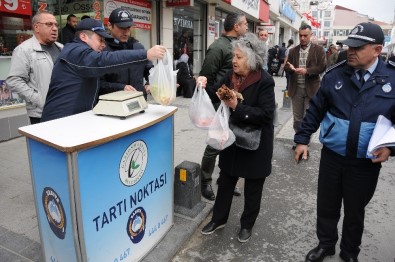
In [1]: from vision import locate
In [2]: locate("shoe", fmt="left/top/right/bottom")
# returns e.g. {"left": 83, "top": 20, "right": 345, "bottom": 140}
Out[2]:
{"left": 201, "top": 221, "right": 225, "bottom": 235}
{"left": 233, "top": 186, "right": 241, "bottom": 196}
{"left": 237, "top": 228, "right": 252, "bottom": 243}
{"left": 292, "top": 144, "right": 296, "bottom": 150}
{"left": 339, "top": 251, "right": 359, "bottom": 262}
{"left": 305, "top": 246, "right": 335, "bottom": 262}
{"left": 201, "top": 184, "right": 215, "bottom": 201}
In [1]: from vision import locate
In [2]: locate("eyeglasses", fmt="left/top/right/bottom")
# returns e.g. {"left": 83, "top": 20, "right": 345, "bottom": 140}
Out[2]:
{"left": 37, "top": 22, "right": 58, "bottom": 28}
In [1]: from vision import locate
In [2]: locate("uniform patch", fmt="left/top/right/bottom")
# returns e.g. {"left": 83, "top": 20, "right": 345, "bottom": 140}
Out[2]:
{"left": 335, "top": 81, "right": 343, "bottom": 90}
{"left": 382, "top": 83, "right": 392, "bottom": 93}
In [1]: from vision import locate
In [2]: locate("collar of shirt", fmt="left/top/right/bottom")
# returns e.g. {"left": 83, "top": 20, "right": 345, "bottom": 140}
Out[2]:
{"left": 300, "top": 42, "right": 311, "bottom": 50}
{"left": 354, "top": 57, "right": 378, "bottom": 81}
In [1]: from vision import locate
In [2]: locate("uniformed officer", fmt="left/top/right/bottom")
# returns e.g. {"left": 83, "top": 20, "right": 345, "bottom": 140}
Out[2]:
{"left": 294, "top": 22, "right": 395, "bottom": 262}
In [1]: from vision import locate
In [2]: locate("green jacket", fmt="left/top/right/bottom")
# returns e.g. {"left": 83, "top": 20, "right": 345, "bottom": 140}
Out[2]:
{"left": 199, "top": 35, "right": 236, "bottom": 87}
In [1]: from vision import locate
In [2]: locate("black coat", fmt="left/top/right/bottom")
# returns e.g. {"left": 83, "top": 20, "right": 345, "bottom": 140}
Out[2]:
{"left": 207, "top": 69, "right": 275, "bottom": 179}
{"left": 61, "top": 24, "right": 76, "bottom": 44}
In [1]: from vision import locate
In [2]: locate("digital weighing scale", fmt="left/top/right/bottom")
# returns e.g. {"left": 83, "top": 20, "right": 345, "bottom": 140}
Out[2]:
{"left": 93, "top": 90, "right": 148, "bottom": 119}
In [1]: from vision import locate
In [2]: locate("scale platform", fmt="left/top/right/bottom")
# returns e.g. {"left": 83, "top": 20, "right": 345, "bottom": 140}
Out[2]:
{"left": 93, "top": 91, "right": 148, "bottom": 119}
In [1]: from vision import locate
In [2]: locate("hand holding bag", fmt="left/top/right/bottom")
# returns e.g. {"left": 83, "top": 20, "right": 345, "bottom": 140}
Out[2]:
{"left": 229, "top": 119, "right": 261, "bottom": 150}
{"left": 149, "top": 49, "right": 178, "bottom": 106}
{"left": 188, "top": 83, "right": 216, "bottom": 129}
{"left": 206, "top": 101, "right": 235, "bottom": 150}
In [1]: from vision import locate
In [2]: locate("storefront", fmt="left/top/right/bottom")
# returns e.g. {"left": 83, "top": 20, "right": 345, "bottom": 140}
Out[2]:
{"left": 171, "top": 0, "right": 206, "bottom": 75}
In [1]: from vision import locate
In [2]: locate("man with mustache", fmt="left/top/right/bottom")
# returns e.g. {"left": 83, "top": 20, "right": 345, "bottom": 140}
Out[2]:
{"left": 294, "top": 22, "right": 395, "bottom": 262}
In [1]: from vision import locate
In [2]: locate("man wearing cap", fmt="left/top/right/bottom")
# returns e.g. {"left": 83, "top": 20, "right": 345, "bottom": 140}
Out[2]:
{"left": 100, "top": 8, "right": 153, "bottom": 100}
{"left": 41, "top": 18, "right": 166, "bottom": 122}
{"left": 294, "top": 22, "right": 395, "bottom": 262}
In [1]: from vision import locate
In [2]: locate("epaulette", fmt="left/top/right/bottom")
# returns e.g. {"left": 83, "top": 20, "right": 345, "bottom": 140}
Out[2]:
{"left": 325, "top": 60, "right": 347, "bottom": 74}
{"left": 388, "top": 60, "right": 395, "bottom": 68}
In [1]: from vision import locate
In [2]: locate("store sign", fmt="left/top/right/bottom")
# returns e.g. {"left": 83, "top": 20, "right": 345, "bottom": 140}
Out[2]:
{"left": 174, "top": 17, "right": 193, "bottom": 29}
{"left": 232, "top": 0, "right": 259, "bottom": 18}
{"left": 104, "top": 0, "right": 152, "bottom": 30}
{"left": 222, "top": 0, "right": 231, "bottom": 4}
{"left": 280, "top": 0, "right": 296, "bottom": 22}
{"left": 165, "top": 0, "right": 194, "bottom": 7}
{"left": 0, "top": 0, "right": 32, "bottom": 16}
{"left": 256, "top": 25, "right": 275, "bottom": 34}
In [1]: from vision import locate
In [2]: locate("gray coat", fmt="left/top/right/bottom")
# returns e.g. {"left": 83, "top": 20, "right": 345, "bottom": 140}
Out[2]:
{"left": 6, "top": 35, "right": 63, "bottom": 117}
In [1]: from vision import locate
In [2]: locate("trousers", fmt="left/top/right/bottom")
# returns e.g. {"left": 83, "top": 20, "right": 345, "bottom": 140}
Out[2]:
{"left": 291, "top": 85, "right": 310, "bottom": 133}
{"left": 201, "top": 145, "right": 220, "bottom": 185}
{"left": 317, "top": 147, "right": 380, "bottom": 258}
{"left": 211, "top": 172, "right": 265, "bottom": 229}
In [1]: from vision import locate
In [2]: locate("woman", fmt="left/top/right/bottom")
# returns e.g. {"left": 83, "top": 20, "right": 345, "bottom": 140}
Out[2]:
{"left": 198, "top": 32, "right": 275, "bottom": 243}
{"left": 176, "top": 53, "right": 195, "bottom": 97}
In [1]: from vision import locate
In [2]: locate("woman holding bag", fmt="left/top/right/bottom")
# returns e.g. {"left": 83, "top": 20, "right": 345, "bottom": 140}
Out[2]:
{"left": 197, "top": 32, "right": 275, "bottom": 243}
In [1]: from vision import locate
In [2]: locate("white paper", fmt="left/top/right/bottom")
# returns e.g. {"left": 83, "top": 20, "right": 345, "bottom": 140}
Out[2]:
{"left": 367, "top": 115, "right": 395, "bottom": 157}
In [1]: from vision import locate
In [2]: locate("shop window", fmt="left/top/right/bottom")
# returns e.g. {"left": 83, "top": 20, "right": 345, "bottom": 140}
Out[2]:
{"left": 173, "top": 1, "right": 205, "bottom": 75}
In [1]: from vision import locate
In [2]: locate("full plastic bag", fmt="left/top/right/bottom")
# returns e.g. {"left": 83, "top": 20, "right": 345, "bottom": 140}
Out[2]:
{"left": 149, "top": 50, "right": 178, "bottom": 106}
{"left": 188, "top": 83, "right": 216, "bottom": 129}
{"left": 206, "top": 101, "right": 235, "bottom": 150}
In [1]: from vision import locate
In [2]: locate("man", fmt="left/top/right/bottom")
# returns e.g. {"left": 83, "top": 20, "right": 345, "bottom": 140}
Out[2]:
{"left": 326, "top": 44, "right": 338, "bottom": 67}
{"left": 336, "top": 42, "right": 347, "bottom": 63}
{"left": 100, "top": 8, "right": 153, "bottom": 100}
{"left": 294, "top": 22, "right": 395, "bottom": 262}
{"left": 61, "top": 14, "right": 78, "bottom": 44}
{"left": 199, "top": 13, "right": 248, "bottom": 200}
{"left": 258, "top": 29, "right": 269, "bottom": 71}
{"left": 6, "top": 11, "right": 63, "bottom": 124}
{"left": 41, "top": 18, "right": 166, "bottom": 122}
{"left": 285, "top": 23, "right": 326, "bottom": 135}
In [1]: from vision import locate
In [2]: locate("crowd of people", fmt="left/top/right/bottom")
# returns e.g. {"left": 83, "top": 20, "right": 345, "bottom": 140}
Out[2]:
{"left": 4, "top": 8, "right": 395, "bottom": 262}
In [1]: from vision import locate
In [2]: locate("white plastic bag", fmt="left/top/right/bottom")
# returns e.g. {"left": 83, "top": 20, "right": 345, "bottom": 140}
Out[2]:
{"left": 188, "top": 83, "right": 216, "bottom": 129}
{"left": 149, "top": 50, "right": 178, "bottom": 106}
{"left": 206, "top": 101, "right": 235, "bottom": 150}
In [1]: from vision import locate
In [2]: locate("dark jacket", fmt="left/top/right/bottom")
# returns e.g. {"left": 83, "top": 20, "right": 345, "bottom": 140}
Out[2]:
{"left": 199, "top": 35, "right": 236, "bottom": 87}
{"left": 207, "top": 69, "right": 276, "bottom": 179}
{"left": 41, "top": 38, "right": 147, "bottom": 122}
{"left": 61, "top": 24, "right": 76, "bottom": 44}
{"left": 176, "top": 62, "right": 193, "bottom": 82}
{"left": 285, "top": 43, "right": 326, "bottom": 99}
{"left": 100, "top": 38, "right": 153, "bottom": 97}
{"left": 295, "top": 59, "right": 395, "bottom": 158}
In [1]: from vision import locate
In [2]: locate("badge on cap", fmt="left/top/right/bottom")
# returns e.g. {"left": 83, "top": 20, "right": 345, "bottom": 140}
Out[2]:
{"left": 382, "top": 83, "right": 392, "bottom": 93}
{"left": 335, "top": 80, "right": 343, "bottom": 90}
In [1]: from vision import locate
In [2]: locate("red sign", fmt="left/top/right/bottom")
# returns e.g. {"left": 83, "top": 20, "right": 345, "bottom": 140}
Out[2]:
{"left": 222, "top": 0, "right": 231, "bottom": 4}
{"left": 259, "top": 0, "right": 269, "bottom": 22}
{"left": 165, "top": 0, "right": 192, "bottom": 7}
{"left": 0, "top": 0, "right": 32, "bottom": 16}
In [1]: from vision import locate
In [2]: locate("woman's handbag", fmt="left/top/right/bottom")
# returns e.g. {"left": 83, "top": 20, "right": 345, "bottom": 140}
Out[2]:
{"left": 229, "top": 119, "right": 261, "bottom": 150}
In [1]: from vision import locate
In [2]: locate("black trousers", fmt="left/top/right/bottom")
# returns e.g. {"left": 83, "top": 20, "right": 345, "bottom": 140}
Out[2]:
{"left": 211, "top": 172, "right": 266, "bottom": 229}
{"left": 29, "top": 117, "right": 41, "bottom": 124}
{"left": 317, "top": 147, "right": 380, "bottom": 258}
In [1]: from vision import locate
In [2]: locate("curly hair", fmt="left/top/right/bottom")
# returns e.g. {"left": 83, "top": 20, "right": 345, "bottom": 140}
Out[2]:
{"left": 231, "top": 32, "right": 265, "bottom": 71}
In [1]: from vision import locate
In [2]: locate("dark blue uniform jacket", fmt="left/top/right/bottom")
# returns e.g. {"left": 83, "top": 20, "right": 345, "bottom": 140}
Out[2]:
{"left": 295, "top": 59, "right": 395, "bottom": 158}
{"left": 41, "top": 38, "right": 147, "bottom": 122}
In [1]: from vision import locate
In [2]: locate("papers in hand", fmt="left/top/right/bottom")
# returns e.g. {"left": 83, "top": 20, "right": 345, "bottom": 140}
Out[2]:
{"left": 367, "top": 115, "right": 395, "bottom": 158}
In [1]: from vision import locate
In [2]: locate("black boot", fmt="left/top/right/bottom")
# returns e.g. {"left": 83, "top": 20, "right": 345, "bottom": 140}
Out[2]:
{"left": 201, "top": 184, "right": 215, "bottom": 201}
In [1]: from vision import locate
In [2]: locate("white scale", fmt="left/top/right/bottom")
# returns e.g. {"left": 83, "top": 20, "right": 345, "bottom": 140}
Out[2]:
{"left": 93, "top": 91, "right": 148, "bottom": 119}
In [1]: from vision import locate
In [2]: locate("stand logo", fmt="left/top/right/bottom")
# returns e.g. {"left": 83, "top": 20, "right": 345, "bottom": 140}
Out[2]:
{"left": 42, "top": 187, "right": 66, "bottom": 239}
{"left": 126, "top": 207, "right": 146, "bottom": 244}
{"left": 119, "top": 140, "right": 148, "bottom": 186}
